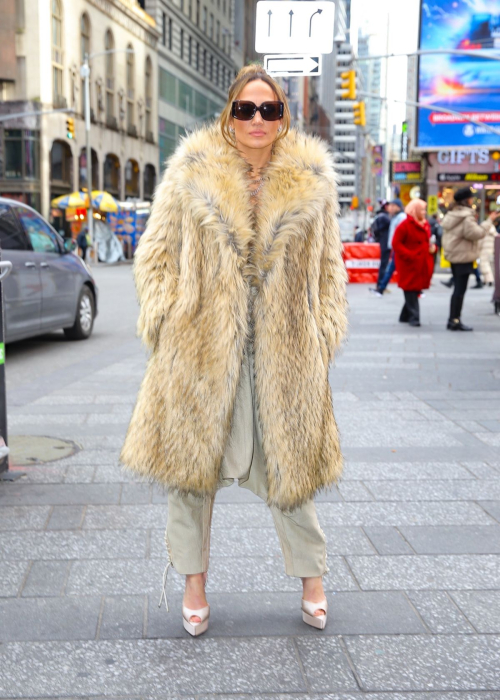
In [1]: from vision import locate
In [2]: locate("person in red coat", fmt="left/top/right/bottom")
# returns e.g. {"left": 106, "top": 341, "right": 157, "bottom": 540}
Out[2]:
{"left": 392, "top": 199, "right": 436, "bottom": 327}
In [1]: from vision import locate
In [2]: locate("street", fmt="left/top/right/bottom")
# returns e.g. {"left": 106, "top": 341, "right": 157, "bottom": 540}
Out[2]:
{"left": 1, "top": 264, "right": 499, "bottom": 697}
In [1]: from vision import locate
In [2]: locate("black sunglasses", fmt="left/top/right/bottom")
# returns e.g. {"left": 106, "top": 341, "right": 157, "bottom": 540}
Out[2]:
{"left": 231, "top": 100, "right": 284, "bottom": 122}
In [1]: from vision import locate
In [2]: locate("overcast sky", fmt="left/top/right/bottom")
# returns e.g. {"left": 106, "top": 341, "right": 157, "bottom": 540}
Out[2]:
{"left": 351, "top": 0, "right": 421, "bottom": 144}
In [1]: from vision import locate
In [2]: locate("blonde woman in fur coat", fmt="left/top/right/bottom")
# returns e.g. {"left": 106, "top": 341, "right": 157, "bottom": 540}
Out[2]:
{"left": 121, "top": 66, "right": 348, "bottom": 636}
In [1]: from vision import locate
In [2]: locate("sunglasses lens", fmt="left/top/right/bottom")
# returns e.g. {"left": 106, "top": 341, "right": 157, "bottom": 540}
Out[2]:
{"left": 261, "top": 102, "right": 283, "bottom": 121}
{"left": 233, "top": 102, "right": 256, "bottom": 120}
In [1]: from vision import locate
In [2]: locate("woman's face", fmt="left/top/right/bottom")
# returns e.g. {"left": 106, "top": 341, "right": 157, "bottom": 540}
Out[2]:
{"left": 416, "top": 201, "right": 427, "bottom": 220}
{"left": 230, "top": 79, "right": 283, "bottom": 152}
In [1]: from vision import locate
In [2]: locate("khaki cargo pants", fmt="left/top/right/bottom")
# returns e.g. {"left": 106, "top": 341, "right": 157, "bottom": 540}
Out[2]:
{"left": 165, "top": 341, "right": 329, "bottom": 579}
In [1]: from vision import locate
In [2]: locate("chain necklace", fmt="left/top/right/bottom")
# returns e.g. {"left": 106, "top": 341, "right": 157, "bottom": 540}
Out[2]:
{"left": 249, "top": 176, "right": 265, "bottom": 197}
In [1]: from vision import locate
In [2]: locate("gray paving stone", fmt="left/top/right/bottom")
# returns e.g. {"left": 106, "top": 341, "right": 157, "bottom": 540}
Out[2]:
{"left": 99, "top": 596, "right": 145, "bottom": 640}
{"left": 195, "top": 694, "right": 500, "bottom": 700}
{"left": 0, "top": 505, "right": 51, "bottom": 531}
{"left": 94, "top": 463, "right": 143, "bottom": 483}
{"left": 21, "top": 561, "right": 70, "bottom": 597}
{"left": 149, "top": 590, "right": 425, "bottom": 638}
{"left": 0, "top": 597, "right": 101, "bottom": 641}
{"left": 451, "top": 591, "right": 500, "bottom": 633}
{"left": 46, "top": 505, "right": 85, "bottom": 530}
{"left": 365, "top": 480, "right": 500, "bottom": 501}
{"left": 64, "top": 464, "right": 96, "bottom": 484}
{"left": 0, "top": 484, "right": 121, "bottom": 506}
{"left": 0, "top": 638, "right": 306, "bottom": 696}
{"left": 0, "top": 530, "right": 147, "bottom": 561}
{"left": 337, "top": 482, "right": 373, "bottom": 501}
{"left": 67, "top": 556, "right": 357, "bottom": 596}
{"left": 295, "top": 637, "right": 359, "bottom": 691}
{"left": 83, "top": 505, "right": 166, "bottom": 529}
{"left": 315, "top": 501, "right": 491, "bottom": 526}
{"left": 342, "top": 462, "right": 474, "bottom": 481}
{"left": 478, "top": 501, "right": 500, "bottom": 522}
{"left": 362, "top": 527, "right": 414, "bottom": 555}
{"left": 15, "top": 464, "right": 67, "bottom": 483}
{"left": 399, "top": 525, "right": 500, "bottom": 554}
{"left": 406, "top": 591, "right": 474, "bottom": 634}
{"left": 120, "top": 483, "right": 152, "bottom": 504}
{"left": 346, "top": 555, "right": 500, "bottom": 590}
{"left": 343, "top": 634, "right": 500, "bottom": 691}
{"left": 461, "top": 461, "right": 500, "bottom": 479}
{"left": 0, "top": 561, "right": 29, "bottom": 597}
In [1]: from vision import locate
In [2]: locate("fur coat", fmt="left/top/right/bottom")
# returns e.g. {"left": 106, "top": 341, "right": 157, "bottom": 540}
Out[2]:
{"left": 120, "top": 124, "right": 348, "bottom": 511}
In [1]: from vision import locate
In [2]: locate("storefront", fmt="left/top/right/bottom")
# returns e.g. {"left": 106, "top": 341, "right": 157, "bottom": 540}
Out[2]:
{"left": 390, "top": 160, "right": 425, "bottom": 206}
{"left": 426, "top": 148, "right": 500, "bottom": 220}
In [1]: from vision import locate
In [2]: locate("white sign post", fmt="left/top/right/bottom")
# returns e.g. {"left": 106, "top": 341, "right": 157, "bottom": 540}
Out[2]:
{"left": 255, "top": 1, "right": 335, "bottom": 55}
{"left": 264, "top": 54, "right": 322, "bottom": 77}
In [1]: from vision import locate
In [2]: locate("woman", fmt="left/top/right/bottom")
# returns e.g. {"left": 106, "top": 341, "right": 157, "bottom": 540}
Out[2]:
{"left": 392, "top": 199, "right": 435, "bottom": 327}
{"left": 120, "top": 66, "right": 347, "bottom": 636}
{"left": 442, "top": 186, "right": 486, "bottom": 331}
{"left": 479, "top": 210, "right": 499, "bottom": 287}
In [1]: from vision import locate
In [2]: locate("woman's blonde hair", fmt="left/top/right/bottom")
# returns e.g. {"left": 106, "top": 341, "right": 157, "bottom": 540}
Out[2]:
{"left": 219, "top": 64, "right": 291, "bottom": 147}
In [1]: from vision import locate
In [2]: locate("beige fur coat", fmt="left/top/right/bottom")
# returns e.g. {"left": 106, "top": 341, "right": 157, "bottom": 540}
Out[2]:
{"left": 120, "top": 124, "right": 348, "bottom": 511}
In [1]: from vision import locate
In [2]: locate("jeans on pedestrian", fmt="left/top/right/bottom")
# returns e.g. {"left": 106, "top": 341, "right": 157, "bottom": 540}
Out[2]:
{"left": 378, "top": 254, "right": 396, "bottom": 293}
{"left": 449, "top": 262, "right": 473, "bottom": 321}
{"left": 377, "top": 247, "right": 391, "bottom": 289}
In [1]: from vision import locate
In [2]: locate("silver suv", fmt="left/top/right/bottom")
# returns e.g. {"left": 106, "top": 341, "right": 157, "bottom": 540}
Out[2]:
{"left": 0, "top": 198, "right": 98, "bottom": 343}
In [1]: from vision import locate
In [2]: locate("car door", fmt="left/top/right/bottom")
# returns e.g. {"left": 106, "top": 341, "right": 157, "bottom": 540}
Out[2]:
{"left": 0, "top": 203, "right": 41, "bottom": 342}
{"left": 15, "top": 207, "right": 77, "bottom": 330}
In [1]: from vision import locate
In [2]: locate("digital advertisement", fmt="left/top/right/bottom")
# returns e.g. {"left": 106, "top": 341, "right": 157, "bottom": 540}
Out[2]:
{"left": 417, "top": 0, "right": 500, "bottom": 149}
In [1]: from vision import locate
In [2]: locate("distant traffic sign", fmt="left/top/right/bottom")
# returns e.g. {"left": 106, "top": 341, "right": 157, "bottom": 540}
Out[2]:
{"left": 264, "top": 54, "right": 322, "bottom": 77}
{"left": 255, "top": 1, "right": 335, "bottom": 55}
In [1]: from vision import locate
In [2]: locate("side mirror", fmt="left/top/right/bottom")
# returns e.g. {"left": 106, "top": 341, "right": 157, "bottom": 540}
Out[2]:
{"left": 64, "top": 239, "right": 76, "bottom": 253}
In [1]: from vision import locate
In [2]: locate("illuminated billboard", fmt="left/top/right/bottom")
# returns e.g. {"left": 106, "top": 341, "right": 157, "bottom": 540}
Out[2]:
{"left": 417, "top": 0, "right": 500, "bottom": 149}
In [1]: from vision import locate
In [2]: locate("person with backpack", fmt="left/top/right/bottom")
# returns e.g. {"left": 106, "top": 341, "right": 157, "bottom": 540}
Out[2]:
{"left": 371, "top": 201, "right": 391, "bottom": 290}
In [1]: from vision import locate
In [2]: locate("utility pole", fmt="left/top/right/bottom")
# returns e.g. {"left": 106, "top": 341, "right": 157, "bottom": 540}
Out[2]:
{"left": 81, "top": 55, "right": 94, "bottom": 262}
{"left": 0, "top": 257, "right": 12, "bottom": 475}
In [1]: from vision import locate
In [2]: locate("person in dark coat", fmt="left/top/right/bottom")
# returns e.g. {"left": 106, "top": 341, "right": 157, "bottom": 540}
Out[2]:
{"left": 371, "top": 201, "right": 391, "bottom": 288}
{"left": 392, "top": 199, "right": 436, "bottom": 327}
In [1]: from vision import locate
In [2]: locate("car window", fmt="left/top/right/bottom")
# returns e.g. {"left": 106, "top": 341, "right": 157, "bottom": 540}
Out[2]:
{"left": 17, "top": 208, "right": 59, "bottom": 254}
{"left": 0, "top": 204, "right": 28, "bottom": 251}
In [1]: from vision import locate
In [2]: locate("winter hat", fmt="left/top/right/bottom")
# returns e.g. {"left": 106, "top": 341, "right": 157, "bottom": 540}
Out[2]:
{"left": 390, "top": 198, "right": 404, "bottom": 210}
{"left": 454, "top": 186, "right": 475, "bottom": 203}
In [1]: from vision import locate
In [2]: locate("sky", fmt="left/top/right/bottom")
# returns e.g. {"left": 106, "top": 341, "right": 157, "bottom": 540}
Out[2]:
{"left": 350, "top": 0, "right": 421, "bottom": 146}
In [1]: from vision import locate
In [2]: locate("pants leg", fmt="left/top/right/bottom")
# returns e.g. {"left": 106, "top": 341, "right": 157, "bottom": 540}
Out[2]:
{"left": 377, "top": 248, "right": 391, "bottom": 288}
{"left": 404, "top": 291, "right": 420, "bottom": 324}
{"left": 482, "top": 257, "right": 494, "bottom": 284}
{"left": 450, "top": 263, "right": 472, "bottom": 321}
{"left": 379, "top": 255, "right": 395, "bottom": 293}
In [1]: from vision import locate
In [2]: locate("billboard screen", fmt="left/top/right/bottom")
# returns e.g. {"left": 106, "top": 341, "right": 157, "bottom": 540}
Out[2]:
{"left": 417, "top": 0, "right": 500, "bottom": 149}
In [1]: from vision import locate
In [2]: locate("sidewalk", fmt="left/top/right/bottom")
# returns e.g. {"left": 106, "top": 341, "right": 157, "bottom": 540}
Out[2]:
{"left": 1, "top": 269, "right": 500, "bottom": 698}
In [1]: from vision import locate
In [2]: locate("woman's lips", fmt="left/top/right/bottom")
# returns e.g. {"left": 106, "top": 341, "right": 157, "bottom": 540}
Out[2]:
{"left": 249, "top": 131, "right": 266, "bottom": 136}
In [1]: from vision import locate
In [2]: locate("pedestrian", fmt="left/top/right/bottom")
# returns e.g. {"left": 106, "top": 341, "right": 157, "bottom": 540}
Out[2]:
{"left": 479, "top": 210, "right": 499, "bottom": 287}
{"left": 76, "top": 227, "right": 88, "bottom": 260}
{"left": 371, "top": 201, "right": 391, "bottom": 289}
{"left": 392, "top": 199, "right": 435, "bottom": 327}
{"left": 442, "top": 186, "right": 487, "bottom": 331}
{"left": 120, "top": 65, "right": 348, "bottom": 636}
{"left": 371, "top": 198, "right": 406, "bottom": 296}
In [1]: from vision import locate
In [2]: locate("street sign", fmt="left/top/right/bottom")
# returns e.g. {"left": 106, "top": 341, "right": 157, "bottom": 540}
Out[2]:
{"left": 264, "top": 54, "right": 322, "bottom": 77}
{"left": 255, "top": 1, "right": 335, "bottom": 55}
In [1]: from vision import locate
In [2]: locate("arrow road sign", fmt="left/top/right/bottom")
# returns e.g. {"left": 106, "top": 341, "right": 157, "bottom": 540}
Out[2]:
{"left": 256, "top": 1, "right": 335, "bottom": 55}
{"left": 264, "top": 54, "right": 322, "bottom": 77}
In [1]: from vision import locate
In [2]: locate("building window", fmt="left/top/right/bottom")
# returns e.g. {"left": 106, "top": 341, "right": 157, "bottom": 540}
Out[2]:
{"left": 143, "top": 164, "right": 156, "bottom": 201}
{"left": 78, "top": 147, "right": 98, "bottom": 190}
{"left": 209, "top": 55, "right": 213, "bottom": 82}
{"left": 80, "top": 13, "right": 90, "bottom": 117}
{"left": 209, "top": 13, "right": 214, "bottom": 39}
{"left": 162, "top": 12, "right": 166, "bottom": 45}
{"left": 125, "top": 159, "right": 140, "bottom": 198}
{"left": 104, "top": 29, "right": 115, "bottom": 126}
{"left": 50, "top": 140, "right": 73, "bottom": 186}
{"left": 52, "top": 0, "right": 64, "bottom": 107}
{"left": 3, "top": 130, "right": 40, "bottom": 180}
{"left": 188, "top": 0, "right": 192, "bottom": 20}
{"left": 126, "top": 45, "right": 135, "bottom": 135}
{"left": 180, "top": 29, "right": 184, "bottom": 59}
{"left": 168, "top": 17, "right": 173, "bottom": 50}
{"left": 188, "top": 36, "right": 192, "bottom": 65}
{"left": 196, "top": 0, "right": 200, "bottom": 25}
{"left": 145, "top": 56, "right": 152, "bottom": 139}
{"left": 103, "top": 153, "right": 121, "bottom": 196}
{"left": 196, "top": 42, "right": 199, "bottom": 70}
{"left": 216, "top": 60, "right": 219, "bottom": 87}
{"left": 222, "top": 32, "right": 226, "bottom": 53}
{"left": 159, "top": 119, "right": 180, "bottom": 168}
{"left": 203, "top": 49, "right": 207, "bottom": 75}
{"left": 216, "top": 19, "right": 220, "bottom": 45}
{"left": 203, "top": 6, "right": 207, "bottom": 32}
{"left": 179, "top": 0, "right": 184, "bottom": 11}
{"left": 223, "top": 0, "right": 226, "bottom": 14}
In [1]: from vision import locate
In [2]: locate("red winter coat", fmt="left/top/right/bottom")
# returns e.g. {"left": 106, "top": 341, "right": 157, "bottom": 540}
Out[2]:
{"left": 392, "top": 215, "right": 433, "bottom": 292}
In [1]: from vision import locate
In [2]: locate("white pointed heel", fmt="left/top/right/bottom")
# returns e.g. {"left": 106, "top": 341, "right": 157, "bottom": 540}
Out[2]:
{"left": 302, "top": 598, "right": 328, "bottom": 630}
{"left": 182, "top": 604, "right": 210, "bottom": 636}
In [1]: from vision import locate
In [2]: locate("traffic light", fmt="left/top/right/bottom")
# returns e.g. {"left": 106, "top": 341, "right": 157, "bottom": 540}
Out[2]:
{"left": 353, "top": 101, "right": 366, "bottom": 127}
{"left": 340, "top": 70, "right": 356, "bottom": 100}
{"left": 66, "top": 117, "right": 75, "bottom": 139}
{"left": 350, "top": 195, "right": 359, "bottom": 210}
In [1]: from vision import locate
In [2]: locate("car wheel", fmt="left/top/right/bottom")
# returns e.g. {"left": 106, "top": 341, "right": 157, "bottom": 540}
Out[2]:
{"left": 64, "top": 286, "right": 95, "bottom": 340}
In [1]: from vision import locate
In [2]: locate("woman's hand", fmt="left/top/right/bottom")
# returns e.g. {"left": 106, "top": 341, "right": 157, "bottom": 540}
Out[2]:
{"left": 429, "top": 243, "right": 437, "bottom": 255}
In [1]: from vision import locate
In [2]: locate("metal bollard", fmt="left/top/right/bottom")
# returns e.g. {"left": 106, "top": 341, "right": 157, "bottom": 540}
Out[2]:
{"left": 0, "top": 256, "right": 13, "bottom": 474}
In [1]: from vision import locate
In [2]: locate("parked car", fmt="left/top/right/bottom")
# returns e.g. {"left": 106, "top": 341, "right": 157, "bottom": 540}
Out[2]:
{"left": 0, "top": 198, "right": 98, "bottom": 343}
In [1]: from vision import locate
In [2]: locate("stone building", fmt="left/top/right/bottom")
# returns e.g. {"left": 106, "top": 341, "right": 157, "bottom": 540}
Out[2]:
{"left": 0, "top": 0, "right": 159, "bottom": 218}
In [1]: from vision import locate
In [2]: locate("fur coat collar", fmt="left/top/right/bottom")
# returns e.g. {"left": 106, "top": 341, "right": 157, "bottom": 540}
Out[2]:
{"left": 120, "top": 125, "right": 348, "bottom": 511}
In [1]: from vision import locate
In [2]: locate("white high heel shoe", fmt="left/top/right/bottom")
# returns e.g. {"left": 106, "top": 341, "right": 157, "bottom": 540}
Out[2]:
{"left": 183, "top": 604, "right": 210, "bottom": 636}
{"left": 302, "top": 598, "right": 328, "bottom": 630}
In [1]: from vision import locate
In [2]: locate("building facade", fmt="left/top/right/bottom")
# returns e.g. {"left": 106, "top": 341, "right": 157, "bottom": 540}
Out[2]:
{"left": 0, "top": 0, "right": 159, "bottom": 219}
{"left": 145, "top": 0, "right": 237, "bottom": 169}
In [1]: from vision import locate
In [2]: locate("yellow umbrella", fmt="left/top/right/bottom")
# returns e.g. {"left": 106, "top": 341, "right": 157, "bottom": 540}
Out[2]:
{"left": 90, "top": 191, "right": 120, "bottom": 213}
{"left": 51, "top": 191, "right": 88, "bottom": 209}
